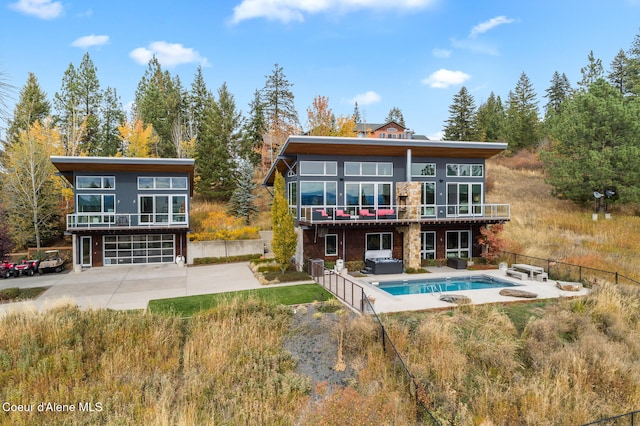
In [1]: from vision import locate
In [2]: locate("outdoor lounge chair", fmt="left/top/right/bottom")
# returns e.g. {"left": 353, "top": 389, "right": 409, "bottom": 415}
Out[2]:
{"left": 359, "top": 209, "right": 376, "bottom": 217}
{"left": 335, "top": 209, "right": 351, "bottom": 219}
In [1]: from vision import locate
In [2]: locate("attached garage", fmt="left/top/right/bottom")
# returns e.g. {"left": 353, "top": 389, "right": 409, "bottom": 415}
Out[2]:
{"left": 103, "top": 234, "right": 176, "bottom": 265}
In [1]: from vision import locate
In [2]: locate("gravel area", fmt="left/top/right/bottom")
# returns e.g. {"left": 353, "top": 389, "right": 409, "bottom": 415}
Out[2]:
{"left": 284, "top": 303, "right": 356, "bottom": 395}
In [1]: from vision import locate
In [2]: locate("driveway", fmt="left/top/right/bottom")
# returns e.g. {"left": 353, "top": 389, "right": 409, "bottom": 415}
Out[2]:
{"left": 0, "top": 262, "right": 266, "bottom": 315}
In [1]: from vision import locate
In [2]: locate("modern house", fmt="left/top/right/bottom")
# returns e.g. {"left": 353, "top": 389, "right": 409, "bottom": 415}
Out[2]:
{"left": 51, "top": 156, "right": 195, "bottom": 270}
{"left": 263, "top": 136, "right": 510, "bottom": 271}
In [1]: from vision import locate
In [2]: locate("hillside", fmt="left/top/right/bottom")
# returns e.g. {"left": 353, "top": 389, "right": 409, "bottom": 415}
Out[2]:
{"left": 486, "top": 152, "right": 640, "bottom": 281}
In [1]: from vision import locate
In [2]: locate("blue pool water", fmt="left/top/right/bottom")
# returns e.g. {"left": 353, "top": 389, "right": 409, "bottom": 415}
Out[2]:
{"left": 376, "top": 275, "right": 517, "bottom": 296}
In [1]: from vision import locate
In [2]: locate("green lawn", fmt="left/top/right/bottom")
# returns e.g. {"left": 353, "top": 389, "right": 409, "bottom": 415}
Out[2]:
{"left": 147, "top": 283, "right": 333, "bottom": 316}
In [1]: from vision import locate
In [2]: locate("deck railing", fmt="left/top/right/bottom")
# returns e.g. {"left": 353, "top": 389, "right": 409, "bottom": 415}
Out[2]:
{"left": 299, "top": 203, "right": 510, "bottom": 223}
{"left": 66, "top": 213, "right": 189, "bottom": 230}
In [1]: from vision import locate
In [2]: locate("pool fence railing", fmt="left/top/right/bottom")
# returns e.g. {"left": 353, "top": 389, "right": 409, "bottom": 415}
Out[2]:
{"left": 502, "top": 251, "right": 640, "bottom": 287}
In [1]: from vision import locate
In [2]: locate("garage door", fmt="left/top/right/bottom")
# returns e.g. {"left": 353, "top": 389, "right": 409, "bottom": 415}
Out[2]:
{"left": 103, "top": 234, "right": 175, "bottom": 265}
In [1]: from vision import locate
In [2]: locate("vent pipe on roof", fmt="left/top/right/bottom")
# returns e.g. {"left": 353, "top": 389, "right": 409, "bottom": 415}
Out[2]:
{"left": 406, "top": 149, "right": 412, "bottom": 182}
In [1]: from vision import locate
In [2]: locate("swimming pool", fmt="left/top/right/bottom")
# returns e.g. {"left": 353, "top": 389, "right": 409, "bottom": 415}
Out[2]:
{"left": 375, "top": 275, "right": 518, "bottom": 296}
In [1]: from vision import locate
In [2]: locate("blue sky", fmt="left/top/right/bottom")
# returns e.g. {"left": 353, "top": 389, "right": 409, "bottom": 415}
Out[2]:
{"left": 1, "top": 0, "right": 640, "bottom": 139}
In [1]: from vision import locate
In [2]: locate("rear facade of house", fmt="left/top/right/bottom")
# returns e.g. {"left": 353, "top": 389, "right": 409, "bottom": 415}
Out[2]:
{"left": 51, "top": 156, "right": 194, "bottom": 270}
{"left": 263, "top": 136, "right": 510, "bottom": 270}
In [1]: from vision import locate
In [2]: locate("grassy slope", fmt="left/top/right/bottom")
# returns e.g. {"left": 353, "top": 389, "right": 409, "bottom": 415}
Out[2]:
{"left": 486, "top": 152, "right": 640, "bottom": 280}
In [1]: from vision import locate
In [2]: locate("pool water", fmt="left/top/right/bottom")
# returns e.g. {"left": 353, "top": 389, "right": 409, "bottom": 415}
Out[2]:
{"left": 376, "top": 275, "right": 517, "bottom": 296}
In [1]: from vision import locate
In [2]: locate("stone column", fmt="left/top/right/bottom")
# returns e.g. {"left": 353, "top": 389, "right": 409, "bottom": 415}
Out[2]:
{"left": 395, "top": 181, "right": 423, "bottom": 269}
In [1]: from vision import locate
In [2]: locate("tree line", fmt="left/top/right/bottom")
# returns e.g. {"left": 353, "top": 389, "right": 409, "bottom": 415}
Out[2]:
{"left": 3, "top": 27, "right": 640, "bottom": 251}
{"left": 442, "top": 30, "right": 640, "bottom": 206}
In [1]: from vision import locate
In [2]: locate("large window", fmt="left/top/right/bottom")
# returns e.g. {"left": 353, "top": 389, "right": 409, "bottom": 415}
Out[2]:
{"left": 411, "top": 163, "right": 436, "bottom": 177}
{"left": 366, "top": 232, "right": 392, "bottom": 251}
{"left": 77, "top": 194, "right": 115, "bottom": 213}
{"left": 76, "top": 176, "right": 115, "bottom": 189}
{"left": 446, "top": 231, "right": 470, "bottom": 258}
{"left": 344, "top": 162, "right": 393, "bottom": 177}
{"left": 446, "top": 164, "right": 483, "bottom": 177}
{"left": 139, "top": 195, "right": 187, "bottom": 224}
{"left": 345, "top": 182, "right": 392, "bottom": 211}
{"left": 138, "top": 176, "right": 188, "bottom": 190}
{"left": 325, "top": 234, "right": 338, "bottom": 256}
{"left": 300, "top": 181, "right": 337, "bottom": 206}
{"left": 299, "top": 161, "right": 337, "bottom": 176}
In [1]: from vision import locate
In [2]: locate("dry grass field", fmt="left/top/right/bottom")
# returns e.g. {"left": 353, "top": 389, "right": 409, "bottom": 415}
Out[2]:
{"left": 487, "top": 151, "right": 640, "bottom": 280}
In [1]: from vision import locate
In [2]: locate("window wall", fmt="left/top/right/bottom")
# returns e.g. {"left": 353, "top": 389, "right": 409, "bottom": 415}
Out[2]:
{"left": 345, "top": 182, "right": 392, "bottom": 212}
{"left": 300, "top": 181, "right": 337, "bottom": 206}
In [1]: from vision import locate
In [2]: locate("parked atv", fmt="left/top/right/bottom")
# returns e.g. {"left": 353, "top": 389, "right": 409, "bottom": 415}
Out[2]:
{"left": 0, "top": 259, "right": 14, "bottom": 279}
{"left": 14, "top": 259, "right": 40, "bottom": 277}
{"left": 38, "top": 250, "right": 65, "bottom": 274}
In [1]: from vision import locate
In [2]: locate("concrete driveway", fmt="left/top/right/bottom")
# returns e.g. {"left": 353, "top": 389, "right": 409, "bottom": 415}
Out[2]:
{"left": 0, "top": 262, "right": 266, "bottom": 315}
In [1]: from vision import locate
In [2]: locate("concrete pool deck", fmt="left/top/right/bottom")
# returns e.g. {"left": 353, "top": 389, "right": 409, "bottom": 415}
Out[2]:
{"left": 351, "top": 268, "right": 590, "bottom": 313}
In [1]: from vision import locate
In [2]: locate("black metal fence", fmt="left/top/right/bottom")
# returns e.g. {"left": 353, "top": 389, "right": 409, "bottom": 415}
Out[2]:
{"left": 501, "top": 252, "right": 640, "bottom": 287}
{"left": 363, "top": 296, "right": 442, "bottom": 425}
{"left": 308, "top": 259, "right": 366, "bottom": 312}
{"left": 307, "top": 258, "right": 441, "bottom": 424}
{"left": 582, "top": 410, "right": 639, "bottom": 425}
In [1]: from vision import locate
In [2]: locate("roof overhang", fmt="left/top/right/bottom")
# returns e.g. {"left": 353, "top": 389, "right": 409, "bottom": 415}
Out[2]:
{"left": 263, "top": 136, "right": 507, "bottom": 185}
{"left": 50, "top": 156, "right": 196, "bottom": 196}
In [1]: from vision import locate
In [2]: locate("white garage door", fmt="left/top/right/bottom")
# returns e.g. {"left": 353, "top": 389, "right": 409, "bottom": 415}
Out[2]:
{"left": 103, "top": 234, "right": 175, "bottom": 265}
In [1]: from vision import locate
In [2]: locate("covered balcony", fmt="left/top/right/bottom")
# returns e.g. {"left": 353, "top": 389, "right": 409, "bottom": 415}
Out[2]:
{"left": 297, "top": 204, "right": 510, "bottom": 225}
{"left": 66, "top": 213, "right": 189, "bottom": 230}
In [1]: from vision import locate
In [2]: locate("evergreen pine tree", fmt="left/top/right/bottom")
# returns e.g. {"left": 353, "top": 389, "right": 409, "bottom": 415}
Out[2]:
{"left": 54, "top": 63, "right": 87, "bottom": 156}
{"left": 627, "top": 30, "right": 640, "bottom": 95}
{"left": 196, "top": 82, "right": 242, "bottom": 201}
{"left": 608, "top": 49, "right": 630, "bottom": 95}
{"left": 578, "top": 50, "right": 604, "bottom": 91}
{"left": 544, "top": 71, "right": 572, "bottom": 116}
{"left": 134, "top": 57, "right": 184, "bottom": 157}
{"left": 385, "top": 106, "right": 405, "bottom": 127}
{"left": 353, "top": 101, "right": 361, "bottom": 123}
{"left": 99, "top": 87, "right": 126, "bottom": 156}
{"left": 76, "top": 52, "right": 102, "bottom": 155}
{"left": 5, "top": 72, "right": 50, "bottom": 147}
{"left": 261, "top": 64, "right": 299, "bottom": 168}
{"left": 271, "top": 171, "right": 297, "bottom": 274}
{"left": 240, "top": 89, "right": 266, "bottom": 167}
{"left": 443, "top": 86, "right": 477, "bottom": 141}
{"left": 474, "top": 92, "right": 505, "bottom": 142}
{"left": 505, "top": 72, "right": 540, "bottom": 150}
{"left": 228, "top": 161, "right": 258, "bottom": 224}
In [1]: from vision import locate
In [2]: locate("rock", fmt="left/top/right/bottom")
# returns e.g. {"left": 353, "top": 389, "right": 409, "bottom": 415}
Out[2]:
{"left": 556, "top": 281, "right": 583, "bottom": 291}
{"left": 499, "top": 288, "right": 538, "bottom": 298}
{"left": 440, "top": 294, "right": 471, "bottom": 304}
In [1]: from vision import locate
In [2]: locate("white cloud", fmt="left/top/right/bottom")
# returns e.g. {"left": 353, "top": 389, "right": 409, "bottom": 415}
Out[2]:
{"left": 230, "top": 0, "right": 436, "bottom": 24}
{"left": 349, "top": 91, "right": 381, "bottom": 106}
{"left": 421, "top": 69, "right": 470, "bottom": 89}
{"left": 71, "top": 35, "right": 109, "bottom": 49}
{"left": 469, "top": 16, "right": 515, "bottom": 38}
{"left": 432, "top": 48, "right": 451, "bottom": 58}
{"left": 9, "top": 0, "right": 62, "bottom": 19}
{"left": 129, "top": 41, "right": 209, "bottom": 67}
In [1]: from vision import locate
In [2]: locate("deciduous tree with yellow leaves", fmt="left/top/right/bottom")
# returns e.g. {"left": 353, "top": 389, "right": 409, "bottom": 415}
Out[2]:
{"left": 117, "top": 119, "right": 158, "bottom": 157}
{"left": 1, "top": 120, "right": 64, "bottom": 248}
